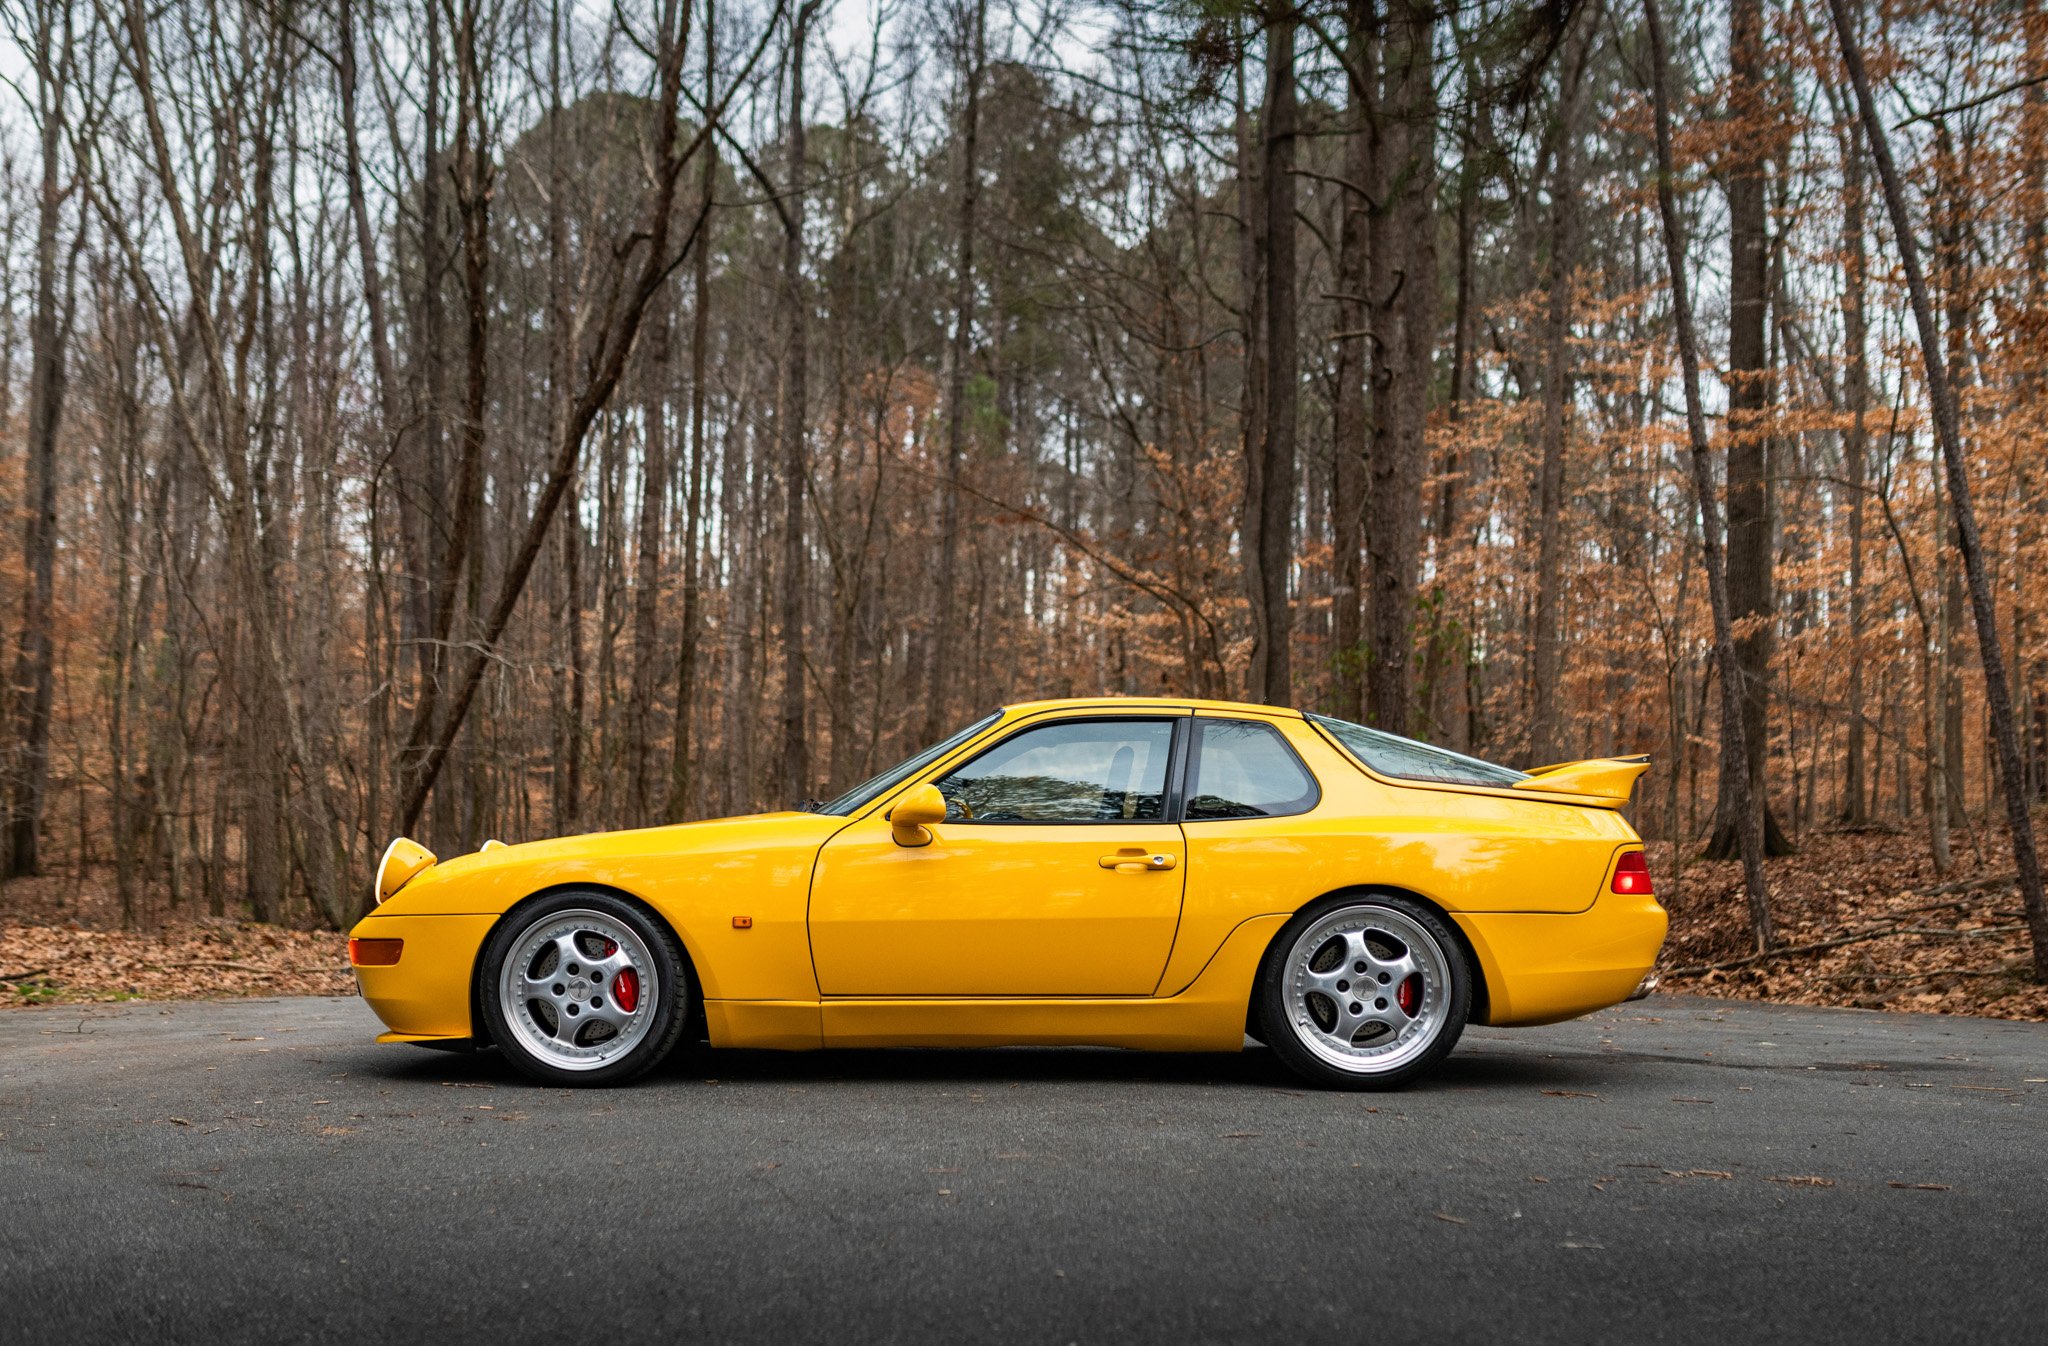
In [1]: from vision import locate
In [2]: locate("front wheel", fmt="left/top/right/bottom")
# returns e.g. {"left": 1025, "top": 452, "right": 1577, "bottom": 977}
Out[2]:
{"left": 478, "top": 891, "right": 689, "bottom": 1086}
{"left": 1254, "top": 893, "right": 1471, "bottom": 1090}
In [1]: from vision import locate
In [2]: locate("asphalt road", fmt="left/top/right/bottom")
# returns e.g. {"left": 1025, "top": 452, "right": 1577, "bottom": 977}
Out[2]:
{"left": 2, "top": 994, "right": 2043, "bottom": 1344}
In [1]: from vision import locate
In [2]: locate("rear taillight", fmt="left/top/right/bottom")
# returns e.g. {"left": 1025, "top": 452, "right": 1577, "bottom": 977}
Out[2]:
{"left": 349, "top": 938, "right": 403, "bottom": 966}
{"left": 1611, "top": 850, "right": 1654, "bottom": 896}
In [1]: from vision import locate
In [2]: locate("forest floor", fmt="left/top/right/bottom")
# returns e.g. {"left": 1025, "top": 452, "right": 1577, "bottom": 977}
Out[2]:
{"left": 0, "top": 828, "right": 2042, "bottom": 1019}
{"left": 1651, "top": 827, "right": 2046, "bottom": 1020}
{"left": 0, "top": 870, "right": 349, "bottom": 1006}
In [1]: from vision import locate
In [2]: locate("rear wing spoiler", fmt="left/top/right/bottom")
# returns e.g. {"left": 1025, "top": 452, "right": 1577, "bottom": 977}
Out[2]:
{"left": 1510, "top": 755, "right": 1651, "bottom": 806}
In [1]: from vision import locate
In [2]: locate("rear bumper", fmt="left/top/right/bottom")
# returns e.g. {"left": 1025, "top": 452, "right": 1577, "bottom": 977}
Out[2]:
{"left": 1453, "top": 890, "right": 1668, "bottom": 1027}
{"left": 348, "top": 912, "right": 497, "bottom": 1039}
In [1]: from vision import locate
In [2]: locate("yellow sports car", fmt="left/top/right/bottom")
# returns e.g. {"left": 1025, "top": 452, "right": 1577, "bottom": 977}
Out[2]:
{"left": 350, "top": 698, "right": 1665, "bottom": 1089}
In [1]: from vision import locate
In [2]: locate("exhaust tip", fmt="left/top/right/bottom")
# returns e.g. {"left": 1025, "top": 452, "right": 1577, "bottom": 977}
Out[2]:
{"left": 1627, "top": 971, "right": 1661, "bottom": 1002}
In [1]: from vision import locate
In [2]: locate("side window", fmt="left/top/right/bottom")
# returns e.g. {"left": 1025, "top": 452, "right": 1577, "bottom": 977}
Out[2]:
{"left": 933, "top": 719, "right": 1175, "bottom": 823}
{"left": 1184, "top": 719, "right": 1319, "bottom": 820}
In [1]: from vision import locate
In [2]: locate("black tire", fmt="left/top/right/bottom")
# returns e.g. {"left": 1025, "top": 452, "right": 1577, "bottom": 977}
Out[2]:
{"left": 1253, "top": 892, "right": 1472, "bottom": 1091}
{"left": 477, "top": 889, "right": 691, "bottom": 1087}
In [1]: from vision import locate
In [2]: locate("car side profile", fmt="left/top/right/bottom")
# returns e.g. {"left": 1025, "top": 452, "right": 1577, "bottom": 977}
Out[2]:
{"left": 349, "top": 698, "right": 1667, "bottom": 1089}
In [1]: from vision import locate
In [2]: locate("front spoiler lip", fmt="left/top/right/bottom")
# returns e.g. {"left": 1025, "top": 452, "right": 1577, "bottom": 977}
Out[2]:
{"left": 376, "top": 1030, "right": 477, "bottom": 1052}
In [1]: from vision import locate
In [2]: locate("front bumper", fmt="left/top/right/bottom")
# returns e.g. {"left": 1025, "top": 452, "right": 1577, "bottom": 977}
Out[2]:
{"left": 348, "top": 912, "right": 498, "bottom": 1039}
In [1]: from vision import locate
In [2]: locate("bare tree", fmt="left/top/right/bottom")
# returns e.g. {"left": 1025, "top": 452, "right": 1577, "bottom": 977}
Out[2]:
{"left": 399, "top": 0, "right": 780, "bottom": 830}
{"left": 927, "top": 0, "right": 985, "bottom": 737}
{"left": 1707, "top": 0, "right": 1793, "bottom": 858}
{"left": 1528, "top": 3, "right": 1595, "bottom": 764}
{"left": 1644, "top": 0, "right": 1772, "bottom": 951}
{"left": 1245, "top": 0, "right": 1297, "bottom": 708}
{"left": 0, "top": 0, "right": 76, "bottom": 878}
{"left": 1825, "top": 0, "right": 2048, "bottom": 977}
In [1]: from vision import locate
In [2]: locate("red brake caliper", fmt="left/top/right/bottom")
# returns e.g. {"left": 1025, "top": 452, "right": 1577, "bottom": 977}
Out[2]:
{"left": 613, "top": 967, "right": 640, "bottom": 1014}
{"left": 1397, "top": 973, "right": 1423, "bottom": 1016}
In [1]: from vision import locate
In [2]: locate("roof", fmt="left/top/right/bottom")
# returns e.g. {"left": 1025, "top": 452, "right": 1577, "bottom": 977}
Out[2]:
{"left": 998, "top": 696, "right": 1305, "bottom": 719}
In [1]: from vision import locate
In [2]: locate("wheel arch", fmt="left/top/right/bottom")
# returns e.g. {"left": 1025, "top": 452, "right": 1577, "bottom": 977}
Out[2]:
{"left": 1246, "top": 883, "right": 1492, "bottom": 1034}
{"left": 470, "top": 881, "right": 707, "bottom": 1044}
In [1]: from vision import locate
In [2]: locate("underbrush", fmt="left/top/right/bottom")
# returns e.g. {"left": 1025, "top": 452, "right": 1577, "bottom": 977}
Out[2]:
{"left": 1652, "top": 828, "right": 2046, "bottom": 1020}
{"left": 1, "top": 869, "right": 350, "bottom": 1006}
{"left": 5, "top": 833, "right": 2044, "bottom": 1019}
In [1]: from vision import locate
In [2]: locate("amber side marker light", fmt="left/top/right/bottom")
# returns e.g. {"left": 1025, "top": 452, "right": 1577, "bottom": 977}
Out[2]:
{"left": 1611, "top": 850, "right": 1654, "bottom": 896}
{"left": 349, "top": 938, "right": 404, "bottom": 967}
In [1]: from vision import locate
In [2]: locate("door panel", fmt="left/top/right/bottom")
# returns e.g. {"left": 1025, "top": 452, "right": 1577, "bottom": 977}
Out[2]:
{"left": 809, "top": 814, "right": 1186, "bottom": 996}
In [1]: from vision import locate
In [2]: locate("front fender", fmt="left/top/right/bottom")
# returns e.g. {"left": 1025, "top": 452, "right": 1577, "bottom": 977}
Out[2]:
{"left": 366, "top": 813, "right": 843, "bottom": 1001}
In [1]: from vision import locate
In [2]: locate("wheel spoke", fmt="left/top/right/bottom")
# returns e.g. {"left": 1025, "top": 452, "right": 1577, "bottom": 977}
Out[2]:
{"left": 1302, "top": 964, "right": 1348, "bottom": 997}
{"left": 1329, "top": 998, "right": 1367, "bottom": 1043}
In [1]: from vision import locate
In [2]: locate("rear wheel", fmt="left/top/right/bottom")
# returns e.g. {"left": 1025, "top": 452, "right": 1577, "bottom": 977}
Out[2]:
{"left": 1254, "top": 893, "right": 1470, "bottom": 1090}
{"left": 478, "top": 891, "right": 688, "bottom": 1086}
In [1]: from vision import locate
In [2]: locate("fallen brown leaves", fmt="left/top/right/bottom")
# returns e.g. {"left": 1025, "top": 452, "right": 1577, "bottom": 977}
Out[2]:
{"left": 1, "top": 921, "right": 351, "bottom": 1006}
{"left": 1652, "top": 831, "right": 2046, "bottom": 1021}
{"left": 4, "top": 827, "right": 2044, "bottom": 1020}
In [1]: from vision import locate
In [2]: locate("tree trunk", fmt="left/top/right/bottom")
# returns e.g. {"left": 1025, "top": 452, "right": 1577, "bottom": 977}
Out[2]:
{"left": 1839, "top": 103, "right": 1870, "bottom": 825}
{"left": 669, "top": 4, "right": 716, "bottom": 825}
{"left": 1707, "top": 0, "right": 1792, "bottom": 858}
{"left": 415, "top": 0, "right": 449, "bottom": 700}
{"left": 1363, "top": 0, "right": 1435, "bottom": 733}
{"left": 1235, "top": 15, "right": 1267, "bottom": 707}
{"left": 1529, "top": 10, "right": 1592, "bottom": 765}
{"left": 1250, "top": 3, "right": 1298, "bottom": 708}
{"left": 4, "top": 6, "right": 69, "bottom": 878}
{"left": 1936, "top": 126, "right": 1973, "bottom": 818}
{"left": 1645, "top": 0, "right": 1773, "bottom": 952}
{"left": 1228, "top": 2, "right": 1294, "bottom": 712}
{"left": 927, "top": 0, "right": 984, "bottom": 739}
{"left": 1826, "top": 0, "right": 2048, "bottom": 977}
{"left": 628, "top": 304, "right": 671, "bottom": 823}
{"left": 545, "top": 0, "right": 580, "bottom": 835}
{"left": 1432, "top": 107, "right": 1479, "bottom": 749}
{"left": 1328, "top": 1, "right": 1371, "bottom": 723}
{"left": 776, "top": 2, "right": 817, "bottom": 805}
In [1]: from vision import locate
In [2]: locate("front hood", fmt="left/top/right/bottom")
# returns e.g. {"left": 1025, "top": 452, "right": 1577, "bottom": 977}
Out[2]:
{"left": 370, "top": 810, "right": 845, "bottom": 916}
{"left": 447, "top": 811, "right": 826, "bottom": 869}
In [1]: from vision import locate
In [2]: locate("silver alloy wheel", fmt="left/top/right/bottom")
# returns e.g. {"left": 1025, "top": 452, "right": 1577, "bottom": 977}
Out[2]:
{"left": 497, "top": 907, "right": 659, "bottom": 1072}
{"left": 1282, "top": 903, "right": 1452, "bottom": 1075}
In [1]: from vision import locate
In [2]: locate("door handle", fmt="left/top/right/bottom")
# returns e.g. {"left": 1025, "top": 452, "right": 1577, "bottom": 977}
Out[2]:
{"left": 1099, "top": 852, "right": 1177, "bottom": 872}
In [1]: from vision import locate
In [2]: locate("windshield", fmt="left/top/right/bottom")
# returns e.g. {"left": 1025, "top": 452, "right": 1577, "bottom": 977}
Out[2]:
{"left": 1306, "top": 712, "right": 1529, "bottom": 788}
{"left": 815, "top": 711, "right": 1003, "bottom": 815}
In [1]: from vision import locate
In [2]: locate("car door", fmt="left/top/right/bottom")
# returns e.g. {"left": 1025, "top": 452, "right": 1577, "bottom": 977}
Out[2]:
{"left": 1156, "top": 713, "right": 1326, "bottom": 995}
{"left": 808, "top": 715, "right": 1188, "bottom": 997}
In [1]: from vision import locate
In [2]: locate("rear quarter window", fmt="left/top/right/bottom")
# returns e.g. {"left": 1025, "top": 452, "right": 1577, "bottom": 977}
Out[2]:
{"left": 1183, "top": 719, "right": 1320, "bottom": 820}
{"left": 1306, "top": 713, "right": 1528, "bottom": 788}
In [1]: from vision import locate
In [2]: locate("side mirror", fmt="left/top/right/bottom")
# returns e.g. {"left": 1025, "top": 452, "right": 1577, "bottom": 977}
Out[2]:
{"left": 889, "top": 783, "right": 947, "bottom": 848}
